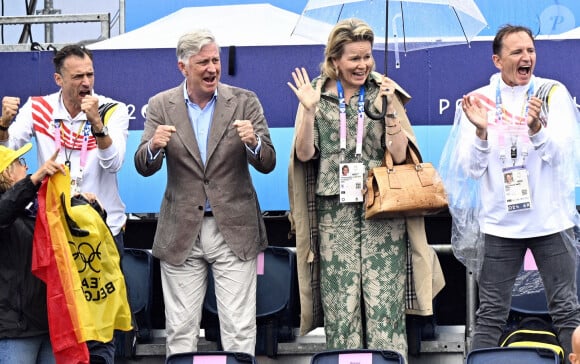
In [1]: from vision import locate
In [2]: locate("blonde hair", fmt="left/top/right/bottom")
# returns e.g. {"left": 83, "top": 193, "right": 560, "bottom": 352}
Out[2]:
{"left": 321, "top": 18, "right": 375, "bottom": 79}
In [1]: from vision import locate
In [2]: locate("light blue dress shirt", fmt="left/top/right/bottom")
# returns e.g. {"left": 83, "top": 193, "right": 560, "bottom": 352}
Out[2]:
{"left": 184, "top": 84, "right": 217, "bottom": 165}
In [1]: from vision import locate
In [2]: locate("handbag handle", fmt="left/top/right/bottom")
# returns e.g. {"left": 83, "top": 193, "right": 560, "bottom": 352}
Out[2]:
{"left": 383, "top": 145, "right": 421, "bottom": 170}
{"left": 383, "top": 146, "right": 435, "bottom": 188}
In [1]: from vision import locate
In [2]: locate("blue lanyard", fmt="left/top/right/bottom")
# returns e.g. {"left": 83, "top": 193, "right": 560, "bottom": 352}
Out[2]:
{"left": 495, "top": 78, "right": 534, "bottom": 125}
{"left": 337, "top": 80, "right": 365, "bottom": 157}
{"left": 495, "top": 79, "right": 534, "bottom": 165}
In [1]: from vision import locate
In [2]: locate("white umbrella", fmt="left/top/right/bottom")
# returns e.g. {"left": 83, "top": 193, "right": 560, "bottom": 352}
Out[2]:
{"left": 291, "top": 0, "right": 488, "bottom": 118}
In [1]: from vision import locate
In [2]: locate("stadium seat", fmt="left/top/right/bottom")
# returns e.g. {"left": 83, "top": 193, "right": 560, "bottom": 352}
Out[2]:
{"left": 466, "top": 347, "right": 559, "bottom": 363}
{"left": 165, "top": 351, "right": 257, "bottom": 364}
{"left": 203, "top": 246, "right": 297, "bottom": 357}
{"left": 511, "top": 251, "right": 580, "bottom": 316}
{"left": 310, "top": 349, "right": 404, "bottom": 364}
{"left": 123, "top": 248, "right": 154, "bottom": 343}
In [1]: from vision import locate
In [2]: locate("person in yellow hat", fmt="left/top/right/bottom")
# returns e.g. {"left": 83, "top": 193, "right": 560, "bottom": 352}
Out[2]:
{"left": 0, "top": 144, "right": 64, "bottom": 364}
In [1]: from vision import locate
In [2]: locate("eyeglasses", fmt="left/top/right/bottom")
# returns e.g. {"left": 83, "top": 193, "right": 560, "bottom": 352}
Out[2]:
{"left": 16, "top": 157, "right": 26, "bottom": 167}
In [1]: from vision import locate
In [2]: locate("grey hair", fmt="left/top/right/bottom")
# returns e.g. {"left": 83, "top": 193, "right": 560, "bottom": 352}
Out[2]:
{"left": 176, "top": 29, "right": 220, "bottom": 65}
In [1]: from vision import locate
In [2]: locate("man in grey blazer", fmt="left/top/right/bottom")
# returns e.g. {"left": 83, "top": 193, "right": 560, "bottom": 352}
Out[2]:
{"left": 134, "top": 29, "right": 276, "bottom": 357}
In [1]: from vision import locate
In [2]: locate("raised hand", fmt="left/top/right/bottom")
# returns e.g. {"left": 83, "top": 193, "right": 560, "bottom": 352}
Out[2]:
{"left": 31, "top": 149, "right": 66, "bottom": 185}
{"left": 462, "top": 95, "right": 489, "bottom": 140}
{"left": 379, "top": 76, "right": 397, "bottom": 107}
{"left": 526, "top": 96, "right": 544, "bottom": 134}
{"left": 233, "top": 119, "right": 258, "bottom": 148}
{"left": 287, "top": 67, "right": 322, "bottom": 112}
{"left": 151, "top": 125, "right": 176, "bottom": 153}
{"left": 80, "top": 95, "right": 100, "bottom": 124}
{"left": 1, "top": 96, "right": 20, "bottom": 127}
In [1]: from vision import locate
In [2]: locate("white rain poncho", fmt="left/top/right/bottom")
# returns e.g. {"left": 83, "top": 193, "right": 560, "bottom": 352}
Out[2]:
{"left": 439, "top": 73, "right": 580, "bottom": 279}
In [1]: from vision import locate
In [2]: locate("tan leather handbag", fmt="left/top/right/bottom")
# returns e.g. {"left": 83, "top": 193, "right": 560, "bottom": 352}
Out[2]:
{"left": 365, "top": 147, "right": 448, "bottom": 219}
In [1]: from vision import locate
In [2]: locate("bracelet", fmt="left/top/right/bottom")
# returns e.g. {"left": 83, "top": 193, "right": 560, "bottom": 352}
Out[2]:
{"left": 387, "top": 128, "right": 402, "bottom": 136}
{"left": 0, "top": 123, "right": 9, "bottom": 131}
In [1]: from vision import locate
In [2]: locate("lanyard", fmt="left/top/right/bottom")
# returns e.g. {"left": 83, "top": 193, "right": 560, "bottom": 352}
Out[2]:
{"left": 53, "top": 119, "right": 91, "bottom": 171}
{"left": 337, "top": 80, "right": 365, "bottom": 158}
{"left": 495, "top": 79, "right": 534, "bottom": 166}
{"left": 495, "top": 79, "right": 534, "bottom": 125}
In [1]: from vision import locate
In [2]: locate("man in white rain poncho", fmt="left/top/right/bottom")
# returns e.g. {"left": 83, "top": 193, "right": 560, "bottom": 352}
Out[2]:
{"left": 439, "top": 24, "right": 580, "bottom": 360}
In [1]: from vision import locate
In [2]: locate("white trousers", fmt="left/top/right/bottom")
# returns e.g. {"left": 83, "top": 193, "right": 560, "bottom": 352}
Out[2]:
{"left": 161, "top": 217, "right": 257, "bottom": 357}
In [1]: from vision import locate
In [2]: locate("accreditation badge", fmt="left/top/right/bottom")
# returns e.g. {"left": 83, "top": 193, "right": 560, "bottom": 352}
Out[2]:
{"left": 70, "top": 169, "right": 83, "bottom": 196}
{"left": 339, "top": 162, "right": 364, "bottom": 203}
{"left": 503, "top": 166, "right": 532, "bottom": 212}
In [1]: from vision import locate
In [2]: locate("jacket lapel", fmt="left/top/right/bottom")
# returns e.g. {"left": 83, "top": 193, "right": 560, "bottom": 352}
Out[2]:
{"left": 206, "top": 84, "right": 236, "bottom": 163}
{"left": 169, "top": 82, "right": 203, "bottom": 168}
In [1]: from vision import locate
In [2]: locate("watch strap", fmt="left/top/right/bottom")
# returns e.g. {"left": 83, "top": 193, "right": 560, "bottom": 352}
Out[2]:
{"left": 0, "top": 121, "right": 11, "bottom": 131}
{"left": 91, "top": 126, "right": 107, "bottom": 137}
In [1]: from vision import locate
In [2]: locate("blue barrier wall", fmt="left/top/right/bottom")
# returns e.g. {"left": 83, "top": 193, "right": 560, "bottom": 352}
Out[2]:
{"left": 0, "top": 40, "right": 579, "bottom": 212}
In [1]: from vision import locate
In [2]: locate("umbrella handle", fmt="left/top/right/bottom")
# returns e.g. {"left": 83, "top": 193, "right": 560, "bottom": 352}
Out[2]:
{"left": 364, "top": 95, "right": 387, "bottom": 120}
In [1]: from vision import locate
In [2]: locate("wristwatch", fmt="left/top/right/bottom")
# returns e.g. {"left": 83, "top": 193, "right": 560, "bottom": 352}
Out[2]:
{"left": 91, "top": 125, "right": 108, "bottom": 138}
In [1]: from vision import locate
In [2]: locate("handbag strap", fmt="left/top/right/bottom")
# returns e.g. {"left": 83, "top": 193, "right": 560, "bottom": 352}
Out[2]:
{"left": 383, "top": 145, "right": 435, "bottom": 188}
{"left": 383, "top": 144, "right": 421, "bottom": 170}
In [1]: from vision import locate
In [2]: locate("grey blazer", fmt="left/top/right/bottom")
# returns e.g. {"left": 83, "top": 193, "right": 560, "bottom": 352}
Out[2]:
{"left": 134, "top": 82, "right": 276, "bottom": 265}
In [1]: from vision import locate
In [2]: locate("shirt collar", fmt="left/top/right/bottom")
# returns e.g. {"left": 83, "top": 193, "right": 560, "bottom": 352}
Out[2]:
{"left": 182, "top": 82, "right": 218, "bottom": 106}
{"left": 492, "top": 72, "right": 535, "bottom": 94}
{"left": 53, "top": 90, "right": 88, "bottom": 121}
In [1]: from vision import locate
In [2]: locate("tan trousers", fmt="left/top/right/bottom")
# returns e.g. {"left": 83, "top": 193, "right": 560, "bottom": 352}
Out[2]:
{"left": 161, "top": 216, "right": 257, "bottom": 357}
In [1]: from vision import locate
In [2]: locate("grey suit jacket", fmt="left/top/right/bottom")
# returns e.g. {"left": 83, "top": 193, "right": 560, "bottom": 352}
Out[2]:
{"left": 134, "top": 82, "right": 276, "bottom": 265}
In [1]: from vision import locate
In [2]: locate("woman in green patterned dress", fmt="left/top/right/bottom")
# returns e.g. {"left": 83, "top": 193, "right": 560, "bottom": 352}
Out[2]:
{"left": 287, "top": 18, "right": 422, "bottom": 358}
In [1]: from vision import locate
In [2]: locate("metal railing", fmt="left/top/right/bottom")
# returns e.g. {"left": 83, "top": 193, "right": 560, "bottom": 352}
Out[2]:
{"left": 0, "top": 13, "right": 110, "bottom": 52}
{"left": 431, "top": 244, "right": 476, "bottom": 354}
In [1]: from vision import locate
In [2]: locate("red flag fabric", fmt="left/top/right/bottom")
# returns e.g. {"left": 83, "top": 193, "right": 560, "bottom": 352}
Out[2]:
{"left": 33, "top": 178, "right": 89, "bottom": 364}
{"left": 32, "top": 169, "right": 132, "bottom": 363}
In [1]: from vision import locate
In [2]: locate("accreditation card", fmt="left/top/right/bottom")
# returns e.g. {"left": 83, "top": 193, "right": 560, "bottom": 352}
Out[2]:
{"left": 503, "top": 166, "right": 532, "bottom": 212}
{"left": 339, "top": 162, "right": 365, "bottom": 203}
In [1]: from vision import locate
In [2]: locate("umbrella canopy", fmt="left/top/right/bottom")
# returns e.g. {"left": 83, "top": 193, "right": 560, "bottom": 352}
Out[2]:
{"left": 292, "top": 0, "right": 488, "bottom": 69}
{"left": 475, "top": 0, "right": 580, "bottom": 38}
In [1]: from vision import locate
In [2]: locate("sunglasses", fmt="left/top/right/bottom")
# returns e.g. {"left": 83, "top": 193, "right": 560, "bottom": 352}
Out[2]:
{"left": 16, "top": 157, "right": 26, "bottom": 167}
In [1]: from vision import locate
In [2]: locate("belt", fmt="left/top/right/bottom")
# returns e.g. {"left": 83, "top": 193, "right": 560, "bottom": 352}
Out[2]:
{"left": 204, "top": 211, "right": 213, "bottom": 217}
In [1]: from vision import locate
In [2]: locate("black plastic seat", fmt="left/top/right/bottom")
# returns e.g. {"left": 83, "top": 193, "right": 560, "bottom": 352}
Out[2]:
{"left": 511, "top": 250, "right": 580, "bottom": 315}
{"left": 165, "top": 351, "right": 257, "bottom": 364}
{"left": 466, "top": 347, "right": 559, "bottom": 363}
{"left": 123, "top": 248, "right": 154, "bottom": 343}
{"left": 203, "top": 246, "right": 297, "bottom": 357}
{"left": 310, "top": 349, "right": 404, "bottom": 364}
